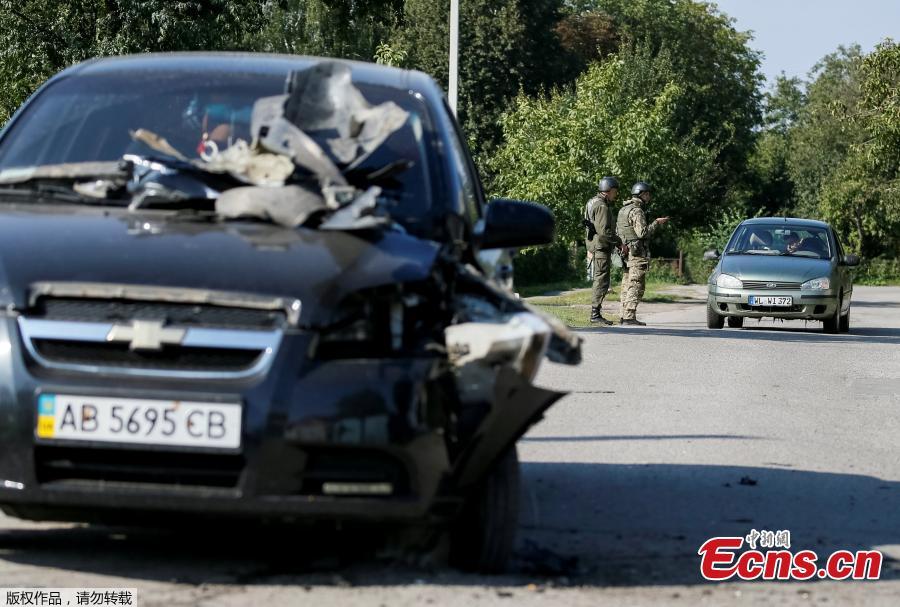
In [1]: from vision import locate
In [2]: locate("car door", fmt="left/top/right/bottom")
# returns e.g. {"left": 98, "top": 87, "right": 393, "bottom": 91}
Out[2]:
{"left": 831, "top": 229, "right": 852, "bottom": 312}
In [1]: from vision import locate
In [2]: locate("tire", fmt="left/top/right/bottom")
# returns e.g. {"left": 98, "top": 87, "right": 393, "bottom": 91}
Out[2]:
{"left": 839, "top": 305, "right": 850, "bottom": 333}
{"left": 726, "top": 316, "right": 744, "bottom": 329}
{"left": 449, "top": 446, "right": 520, "bottom": 574}
{"left": 707, "top": 299, "right": 724, "bottom": 329}
{"left": 823, "top": 296, "right": 840, "bottom": 334}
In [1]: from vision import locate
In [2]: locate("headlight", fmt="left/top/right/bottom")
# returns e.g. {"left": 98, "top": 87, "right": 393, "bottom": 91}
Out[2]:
{"left": 716, "top": 273, "right": 742, "bottom": 289}
{"left": 314, "top": 286, "right": 441, "bottom": 359}
{"left": 801, "top": 277, "right": 831, "bottom": 290}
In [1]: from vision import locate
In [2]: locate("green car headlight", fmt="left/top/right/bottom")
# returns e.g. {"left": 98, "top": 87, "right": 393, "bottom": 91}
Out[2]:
{"left": 801, "top": 277, "right": 831, "bottom": 290}
{"left": 716, "top": 273, "right": 742, "bottom": 289}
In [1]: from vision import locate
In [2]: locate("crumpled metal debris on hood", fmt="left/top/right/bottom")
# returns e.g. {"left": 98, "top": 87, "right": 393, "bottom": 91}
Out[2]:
{"left": 128, "top": 60, "right": 410, "bottom": 230}
{"left": 280, "top": 61, "right": 410, "bottom": 167}
{"left": 211, "top": 60, "right": 409, "bottom": 227}
{"left": 247, "top": 60, "right": 410, "bottom": 180}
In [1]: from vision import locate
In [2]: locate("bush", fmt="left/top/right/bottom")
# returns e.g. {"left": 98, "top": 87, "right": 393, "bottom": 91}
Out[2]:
{"left": 855, "top": 258, "right": 900, "bottom": 285}
{"left": 677, "top": 204, "right": 758, "bottom": 283}
{"left": 514, "top": 239, "right": 692, "bottom": 288}
{"left": 678, "top": 235, "right": 717, "bottom": 284}
{"left": 647, "top": 260, "right": 683, "bottom": 283}
{"left": 512, "top": 242, "right": 581, "bottom": 286}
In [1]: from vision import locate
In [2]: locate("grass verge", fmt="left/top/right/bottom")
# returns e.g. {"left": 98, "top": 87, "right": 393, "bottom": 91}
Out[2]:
{"left": 523, "top": 281, "right": 678, "bottom": 329}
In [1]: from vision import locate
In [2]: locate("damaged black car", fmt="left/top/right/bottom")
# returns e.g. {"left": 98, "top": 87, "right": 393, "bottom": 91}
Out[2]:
{"left": 0, "top": 53, "right": 581, "bottom": 572}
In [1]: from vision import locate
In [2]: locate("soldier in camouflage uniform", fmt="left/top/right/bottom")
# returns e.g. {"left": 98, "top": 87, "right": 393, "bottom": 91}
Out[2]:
{"left": 616, "top": 182, "right": 669, "bottom": 326}
{"left": 584, "top": 176, "right": 619, "bottom": 325}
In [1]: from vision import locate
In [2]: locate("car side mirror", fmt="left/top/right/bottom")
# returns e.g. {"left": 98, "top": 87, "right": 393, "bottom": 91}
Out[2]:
{"left": 703, "top": 249, "right": 720, "bottom": 261}
{"left": 842, "top": 254, "right": 860, "bottom": 267}
{"left": 476, "top": 198, "right": 555, "bottom": 249}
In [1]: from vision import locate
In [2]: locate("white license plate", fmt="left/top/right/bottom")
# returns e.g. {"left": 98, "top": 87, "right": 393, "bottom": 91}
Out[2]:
{"left": 36, "top": 394, "right": 242, "bottom": 449}
{"left": 748, "top": 296, "right": 793, "bottom": 307}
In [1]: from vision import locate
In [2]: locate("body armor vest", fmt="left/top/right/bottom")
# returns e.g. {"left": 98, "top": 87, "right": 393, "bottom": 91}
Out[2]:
{"left": 617, "top": 202, "right": 640, "bottom": 242}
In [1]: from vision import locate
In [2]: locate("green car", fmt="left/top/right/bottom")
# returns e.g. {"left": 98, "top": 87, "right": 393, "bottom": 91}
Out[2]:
{"left": 705, "top": 218, "right": 859, "bottom": 333}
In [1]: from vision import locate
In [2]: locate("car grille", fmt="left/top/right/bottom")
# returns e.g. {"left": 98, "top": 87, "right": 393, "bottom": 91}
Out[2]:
{"left": 18, "top": 292, "right": 287, "bottom": 379}
{"left": 35, "top": 446, "right": 244, "bottom": 488}
{"left": 32, "top": 340, "right": 261, "bottom": 372}
{"left": 741, "top": 280, "right": 802, "bottom": 290}
{"left": 34, "top": 297, "right": 286, "bottom": 329}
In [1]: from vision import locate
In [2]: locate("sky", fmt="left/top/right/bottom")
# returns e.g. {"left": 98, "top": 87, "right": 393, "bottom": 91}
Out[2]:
{"left": 710, "top": 0, "right": 900, "bottom": 87}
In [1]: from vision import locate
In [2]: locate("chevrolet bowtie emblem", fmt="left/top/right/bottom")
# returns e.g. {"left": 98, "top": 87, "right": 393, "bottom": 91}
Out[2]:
{"left": 106, "top": 320, "right": 187, "bottom": 351}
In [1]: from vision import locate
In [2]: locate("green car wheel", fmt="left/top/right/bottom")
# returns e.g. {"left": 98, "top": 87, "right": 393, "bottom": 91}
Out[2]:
{"left": 823, "top": 295, "right": 841, "bottom": 334}
{"left": 707, "top": 299, "right": 725, "bottom": 329}
{"left": 839, "top": 302, "right": 851, "bottom": 333}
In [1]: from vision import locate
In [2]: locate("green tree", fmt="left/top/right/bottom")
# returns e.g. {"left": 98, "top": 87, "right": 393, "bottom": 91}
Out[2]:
{"left": 0, "top": 0, "right": 265, "bottom": 123}
{"left": 818, "top": 41, "right": 900, "bottom": 256}
{"left": 745, "top": 75, "right": 805, "bottom": 214}
{"left": 0, "top": 1, "right": 406, "bottom": 124}
{"left": 787, "top": 45, "right": 865, "bottom": 219}
{"left": 488, "top": 42, "right": 716, "bottom": 245}
{"left": 574, "top": 0, "right": 763, "bottom": 205}
{"left": 252, "top": 0, "right": 402, "bottom": 59}
{"left": 392, "top": 0, "right": 572, "bottom": 155}
{"left": 554, "top": 9, "right": 619, "bottom": 71}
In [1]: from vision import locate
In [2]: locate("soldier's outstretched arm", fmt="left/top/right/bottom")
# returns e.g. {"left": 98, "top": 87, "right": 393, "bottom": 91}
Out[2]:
{"left": 631, "top": 208, "right": 652, "bottom": 238}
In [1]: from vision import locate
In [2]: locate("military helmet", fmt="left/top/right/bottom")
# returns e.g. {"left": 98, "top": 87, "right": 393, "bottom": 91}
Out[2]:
{"left": 631, "top": 181, "right": 652, "bottom": 196}
{"left": 598, "top": 176, "right": 619, "bottom": 192}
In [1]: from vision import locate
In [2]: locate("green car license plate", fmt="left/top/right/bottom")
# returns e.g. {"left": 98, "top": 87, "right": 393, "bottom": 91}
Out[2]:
{"left": 748, "top": 296, "right": 792, "bottom": 307}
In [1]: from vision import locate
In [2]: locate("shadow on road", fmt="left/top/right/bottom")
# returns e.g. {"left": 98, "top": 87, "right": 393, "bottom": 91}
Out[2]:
{"left": 521, "top": 434, "right": 762, "bottom": 443}
{"left": 1, "top": 462, "right": 898, "bottom": 588}
{"left": 520, "top": 462, "right": 900, "bottom": 586}
{"left": 850, "top": 300, "right": 900, "bottom": 309}
{"left": 592, "top": 325, "right": 900, "bottom": 345}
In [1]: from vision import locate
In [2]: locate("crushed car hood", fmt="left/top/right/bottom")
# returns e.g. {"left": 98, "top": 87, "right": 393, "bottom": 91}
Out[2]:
{"left": 720, "top": 254, "right": 833, "bottom": 283}
{"left": 0, "top": 207, "right": 438, "bottom": 325}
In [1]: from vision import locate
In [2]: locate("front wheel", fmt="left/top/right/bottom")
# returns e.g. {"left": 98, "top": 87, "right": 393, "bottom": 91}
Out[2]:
{"left": 449, "top": 446, "right": 520, "bottom": 573}
{"left": 823, "top": 296, "right": 841, "bottom": 334}
{"left": 839, "top": 306, "right": 850, "bottom": 333}
{"left": 727, "top": 316, "right": 744, "bottom": 328}
{"left": 707, "top": 299, "right": 724, "bottom": 329}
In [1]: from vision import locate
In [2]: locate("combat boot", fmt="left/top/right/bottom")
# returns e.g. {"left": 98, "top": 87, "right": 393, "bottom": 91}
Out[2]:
{"left": 590, "top": 306, "right": 613, "bottom": 326}
{"left": 619, "top": 317, "right": 646, "bottom": 326}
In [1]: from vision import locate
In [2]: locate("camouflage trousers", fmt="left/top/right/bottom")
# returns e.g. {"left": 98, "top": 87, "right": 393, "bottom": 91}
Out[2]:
{"left": 590, "top": 249, "right": 611, "bottom": 308}
{"left": 619, "top": 257, "right": 649, "bottom": 320}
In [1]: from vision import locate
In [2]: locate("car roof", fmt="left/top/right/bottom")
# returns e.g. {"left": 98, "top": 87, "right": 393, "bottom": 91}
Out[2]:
{"left": 741, "top": 217, "right": 831, "bottom": 229}
{"left": 54, "top": 52, "right": 439, "bottom": 97}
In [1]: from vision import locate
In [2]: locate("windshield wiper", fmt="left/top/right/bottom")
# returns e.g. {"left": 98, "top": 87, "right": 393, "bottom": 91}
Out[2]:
{"left": 0, "top": 161, "right": 131, "bottom": 206}
{"left": 727, "top": 250, "right": 778, "bottom": 255}
{"left": 0, "top": 182, "right": 125, "bottom": 205}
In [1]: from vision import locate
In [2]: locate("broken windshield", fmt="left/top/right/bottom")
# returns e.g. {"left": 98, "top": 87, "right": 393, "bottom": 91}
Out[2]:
{"left": 0, "top": 65, "right": 435, "bottom": 229}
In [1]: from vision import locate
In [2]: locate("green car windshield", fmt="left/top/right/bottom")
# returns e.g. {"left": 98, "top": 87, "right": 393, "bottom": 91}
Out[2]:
{"left": 726, "top": 224, "right": 833, "bottom": 259}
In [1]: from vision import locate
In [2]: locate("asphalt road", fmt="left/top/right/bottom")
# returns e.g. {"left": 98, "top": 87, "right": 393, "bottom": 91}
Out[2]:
{"left": 2, "top": 286, "right": 899, "bottom": 605}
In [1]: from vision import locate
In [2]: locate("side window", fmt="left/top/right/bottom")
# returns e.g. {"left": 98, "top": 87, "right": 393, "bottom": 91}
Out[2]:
{"left": 833, "top": 230, "right": 845, "bottom": 259}
{"left": 441, "top": 100, "right": 483, "bottom": 225}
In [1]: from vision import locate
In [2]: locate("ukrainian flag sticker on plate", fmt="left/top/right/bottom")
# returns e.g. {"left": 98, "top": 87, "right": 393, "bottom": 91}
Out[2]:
{"left": 36, "top": 394, "right": 56, "bottom": 438}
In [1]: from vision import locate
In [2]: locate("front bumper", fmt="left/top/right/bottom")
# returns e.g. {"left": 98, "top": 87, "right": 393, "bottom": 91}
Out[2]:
{"left": 708, "top": 287, "right": 839, "bottom": 320}
{"left": 0, "top": 315, "right": 458, "bottom": 524}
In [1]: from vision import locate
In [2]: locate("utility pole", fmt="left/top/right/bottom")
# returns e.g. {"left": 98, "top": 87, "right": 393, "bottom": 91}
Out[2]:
{"left": 449, "top": 0, "right": 459, "bottom": 115}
